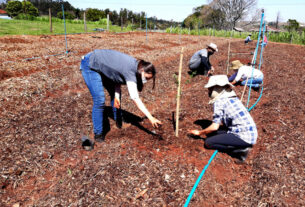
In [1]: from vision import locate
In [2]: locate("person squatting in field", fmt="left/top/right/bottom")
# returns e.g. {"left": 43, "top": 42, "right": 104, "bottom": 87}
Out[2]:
{"left": 228, "top": 60, "right": 264, "bottom": 90}
{"left": 245, "top": 34, "right": 252, "bottom": 44}
{"left": 188, "top": 75, "right": 258, "bottom": 162}
{"left": 80, "top": 49, "right": 162, "bottom": 142}
{"left": 188, "top": 43, "right": 218, "bottom": 76}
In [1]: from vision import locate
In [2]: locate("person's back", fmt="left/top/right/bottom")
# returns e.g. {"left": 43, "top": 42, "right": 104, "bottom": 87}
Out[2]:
{"left": 236, "top": 66, "right": 263, "bottom": 80}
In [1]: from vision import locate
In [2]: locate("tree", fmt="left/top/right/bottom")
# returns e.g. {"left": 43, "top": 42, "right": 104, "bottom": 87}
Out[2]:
{"left": 6, "top": 0, "right": 22, "bottom": 17}
{"left": 275, "top": 11, "right": 281, "bottom": 29}
{"left": 23, "top": 1, "right": 39, "bottom": 16}
{"left": 207, "top": 0, "right": 257, "bottom": 30}
{"left": 86, "top": 8, "right": 102, "bottom": 21}
{"left": 286, "top": 19, "right": 299, "bottom": 32}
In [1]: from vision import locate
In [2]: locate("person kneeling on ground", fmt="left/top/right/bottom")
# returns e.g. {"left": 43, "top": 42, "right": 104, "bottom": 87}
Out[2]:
{"left": 188, "top": 43, "right": 218, "bottom": 76}
{"left": 80, "top": 49, "right": 162, "bottom": 143}
{"left": 228, "top": 60, "right": 263, "bottom": 90}
{"left": 188, "top": 75, "right": 258, "bottom": 162}
{"left": 245, "top": 34, "right": 252, "bottom": 44}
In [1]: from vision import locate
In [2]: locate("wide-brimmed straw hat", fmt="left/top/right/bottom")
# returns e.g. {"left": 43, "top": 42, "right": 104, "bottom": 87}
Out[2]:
{"left": 230, "top": 60, "right": 244, "bottom": 70}
{"left": 204, "top": 75, "right": 234, "bottom": 88}
{"left": 207, "top": 43, "right": 218, "bottom": 52}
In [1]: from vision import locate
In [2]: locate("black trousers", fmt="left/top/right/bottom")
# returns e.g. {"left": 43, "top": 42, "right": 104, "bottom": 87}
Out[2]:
{"left": 204, "top": 130, "right": 252, "bottom": 152}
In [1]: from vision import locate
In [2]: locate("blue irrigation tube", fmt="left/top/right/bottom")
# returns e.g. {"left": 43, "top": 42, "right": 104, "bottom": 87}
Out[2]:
{"left": 184, "top": 150, "right": 218, "bottom": 207}
{"left": 146, "top": 14, "right": 148, "bottom": 42}
{"left": 258, "top": 23, "right": 266, "bottom": 71}
{"left": 62, "top": 4, "right": 68, "bottom": 54}
{"left": 246, "top": 10, "right": 264, "bottom": 108}
{"left": 248, "top": 85, "right": 264, "bottom": 112}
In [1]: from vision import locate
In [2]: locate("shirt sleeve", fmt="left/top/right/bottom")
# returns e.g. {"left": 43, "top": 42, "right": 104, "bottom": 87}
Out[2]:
{"left": 234, "top": 67, "right": 244, "bottom": 81}
{"left": 213, "top": 101, "right": 224, "bottom": 124}
{"left": 126, "top": 81, "right": 140, "bottom": 100}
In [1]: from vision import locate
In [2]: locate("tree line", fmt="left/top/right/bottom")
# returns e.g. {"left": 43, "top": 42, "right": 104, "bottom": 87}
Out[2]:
{"left": 0, "top": 0, "right": 178, "bottom": 29}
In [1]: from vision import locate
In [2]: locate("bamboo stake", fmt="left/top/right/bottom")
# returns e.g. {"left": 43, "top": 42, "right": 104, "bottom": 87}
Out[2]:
{"left": 226, "top": 39, "right": 231, "bottom": 75}
{"left": 175, "top": 47, "right": 184, "bottom": 137}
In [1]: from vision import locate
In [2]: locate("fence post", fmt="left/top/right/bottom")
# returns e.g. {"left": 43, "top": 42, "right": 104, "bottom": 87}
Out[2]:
{"left": 121, "top": 16, "right": 123, "bottom": 31}
{"left": 49, "top": 8, "right": 52, "bottom": 33}
{"left": 62, "top": 4, "right": 68, "bottom": 54}
{"left": 107, "top": 14, "right": 109, "bottom": 31}
{"left": 84, "top": 12, "right": 87, "bottom": 32}
{"left": 146, "top": 14, "right": 148, "bottom": 42}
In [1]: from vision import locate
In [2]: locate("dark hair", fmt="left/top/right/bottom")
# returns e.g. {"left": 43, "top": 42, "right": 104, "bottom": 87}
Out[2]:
{"left": 136, "top": 60, "right": 157, "bottom": 92}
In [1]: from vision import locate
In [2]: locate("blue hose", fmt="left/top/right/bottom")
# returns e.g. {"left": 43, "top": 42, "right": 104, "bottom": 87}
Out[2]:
{"left": 184, "top": 150, "right": 218, "bottom": 207}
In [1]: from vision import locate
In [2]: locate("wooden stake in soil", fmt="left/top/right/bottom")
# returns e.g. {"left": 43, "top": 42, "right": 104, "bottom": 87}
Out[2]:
{"left": 84, "top": 12, "right": 87, "bottom": 32}
{"left": 175, "top": 47, "right": 184, "bottom": 137}
{"left": 49, "top": 8, "right": 52, "bottom": 33}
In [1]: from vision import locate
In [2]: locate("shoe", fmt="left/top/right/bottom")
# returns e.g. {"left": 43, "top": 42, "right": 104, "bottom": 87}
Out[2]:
{"left": 94, "top": 133, "right": 105, "bottom": 143}
{"left": 252, "top": 86, "right": 260, "bottom": 92}
{"left": 81, "top": 135, "right": 94, "bottom": 151}
{"left": 232, "top": 148, "right": 250, "bottom": 163}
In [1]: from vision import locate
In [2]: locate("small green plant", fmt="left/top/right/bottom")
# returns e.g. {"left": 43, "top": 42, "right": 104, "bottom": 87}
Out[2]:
{"left": 173, "top": 74, "right": 179, "bottom": 85}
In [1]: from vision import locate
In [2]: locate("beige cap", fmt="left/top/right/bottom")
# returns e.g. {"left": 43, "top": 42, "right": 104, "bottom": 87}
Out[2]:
{"left": 230, "top": 60, "right": 244, "bottom": 70}
{"left": 204, "top": 75, "right": 234, "bottom": 88}
{"left": 207, "top": 43, "right": 218, "bottom": 52}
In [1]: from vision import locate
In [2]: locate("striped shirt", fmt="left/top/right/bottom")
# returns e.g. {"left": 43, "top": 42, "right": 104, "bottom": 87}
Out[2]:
{"left": 213, "top": 97, "right": 258, "bottom": 144}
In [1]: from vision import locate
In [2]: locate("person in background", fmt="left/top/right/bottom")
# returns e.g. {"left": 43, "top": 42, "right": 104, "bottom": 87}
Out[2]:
{"left": 245, "top": 34, "right": 252, "bottom": 44}
{"left": 80, "top": 49, "right": 162, "bottom": 142}
{"left": 228, "top": 60, "right": 264, "bottom": 90}
{"left": 188, "top": 75, "right": 258, "bottom": 163}
{"left": 261, "top": 34, "right": 268, "bottom": 47}
{"left": 188, "top": 43, "right": 218, "bottom": 76}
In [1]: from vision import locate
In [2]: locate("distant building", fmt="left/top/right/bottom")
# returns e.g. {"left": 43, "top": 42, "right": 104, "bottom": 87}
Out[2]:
{"left": 0, "top": 9, "right": 11, "bottom": 20}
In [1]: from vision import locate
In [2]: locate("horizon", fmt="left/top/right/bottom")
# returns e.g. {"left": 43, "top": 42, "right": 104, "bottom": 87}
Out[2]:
{"left": 0, "top": 0, "right": 304, "bottom": 23}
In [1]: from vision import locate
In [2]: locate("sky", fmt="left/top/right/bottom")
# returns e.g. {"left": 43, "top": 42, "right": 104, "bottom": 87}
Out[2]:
{"left": 63, "top": 0, "right": 305, "bottom": 23}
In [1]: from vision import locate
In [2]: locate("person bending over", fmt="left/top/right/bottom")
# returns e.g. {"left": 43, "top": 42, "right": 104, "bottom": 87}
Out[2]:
{"left": 80, "top": 49, "right": 162, "bottom": 142}
{"left": 228, "top": 60, "right": 264, "bottom": 90}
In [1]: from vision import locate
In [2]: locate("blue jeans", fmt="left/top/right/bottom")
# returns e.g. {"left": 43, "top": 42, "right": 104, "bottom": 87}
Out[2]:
{"left": 80, "top": 53, "right": 121, "bottom": 135}
{"left": 241, "top": 75, "right": 263, "bottom": 88}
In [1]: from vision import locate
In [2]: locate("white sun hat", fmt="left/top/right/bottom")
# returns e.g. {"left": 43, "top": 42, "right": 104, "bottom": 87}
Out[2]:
{"left": 204, "top": 75, "right": 234, "bottom": 88}
{"left": 207, "top": 43, "right": 218, "bottom": 52}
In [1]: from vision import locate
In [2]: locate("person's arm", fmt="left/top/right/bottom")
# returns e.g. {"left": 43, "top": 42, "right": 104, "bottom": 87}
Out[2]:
{"left": 133, "top": 98, "right": 162, "bottom": 128}
{"left": 113, "top": 84, "right": 121, "bottom": 108}
{"left": 234, "top": 68, "right": 243, "bottom": 83}
{"left": 126, "top": 81, "right": 162, "bottom": 128}
{"left": 188, "top": 122, "right": 220, "bottom": 137}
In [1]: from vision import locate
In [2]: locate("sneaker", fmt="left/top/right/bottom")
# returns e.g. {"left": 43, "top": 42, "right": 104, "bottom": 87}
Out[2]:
{"left": 81, "top": 136, "right": 94, "bottom": 151}
{"left": 233, "top": 148, "right": 250, "bottom": 163}
{"left": 94, "top": 133, "right": 105, "bottom": 143}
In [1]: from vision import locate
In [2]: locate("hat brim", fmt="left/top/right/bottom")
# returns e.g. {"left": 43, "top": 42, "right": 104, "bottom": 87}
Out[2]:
{"left": 204, "top": 82, "right": 234, "bottom": 88}
{"left": 207, "top": 46, "right": 218, "bottom": 52}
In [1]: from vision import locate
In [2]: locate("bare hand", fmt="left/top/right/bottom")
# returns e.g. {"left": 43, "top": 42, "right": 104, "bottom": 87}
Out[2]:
{"left": 150, "top": 117, "right": 162, "bottom": 128}
{"left": 188, "top": 129, "right": 201, "bottom": 136}
{"left": 114, "top": 97, "right": 120, "bottom": 109}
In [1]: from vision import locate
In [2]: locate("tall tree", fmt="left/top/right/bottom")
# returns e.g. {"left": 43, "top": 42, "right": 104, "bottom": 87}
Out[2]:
{"left": 275, "top": 11, "right": 281, "bottom": 29}
{"left": 207, "top": 0, "right": 257, "bottom": 29}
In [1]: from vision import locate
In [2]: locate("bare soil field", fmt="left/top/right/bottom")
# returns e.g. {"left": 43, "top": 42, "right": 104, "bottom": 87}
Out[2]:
{"left": 0, "top": 32, "right": 304, "bottom": 206}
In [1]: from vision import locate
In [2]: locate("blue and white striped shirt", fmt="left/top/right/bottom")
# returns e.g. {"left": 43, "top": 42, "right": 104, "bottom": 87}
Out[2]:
{"left": 213, "top": 97, "right": 258, "bottom": 144}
